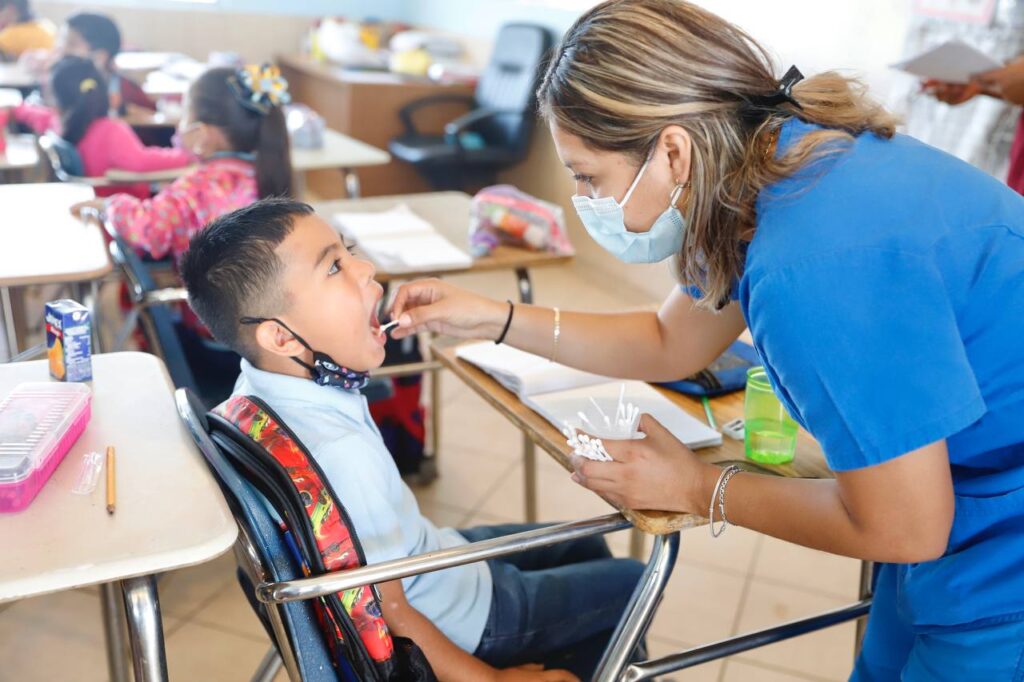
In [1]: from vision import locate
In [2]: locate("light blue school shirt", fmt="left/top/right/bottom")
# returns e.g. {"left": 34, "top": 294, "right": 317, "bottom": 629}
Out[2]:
{"left": 734, "top": 118, "right": 1024, "bottom": 631}
{"left": 233, "top": 360, "right": 492, "bottom": 652}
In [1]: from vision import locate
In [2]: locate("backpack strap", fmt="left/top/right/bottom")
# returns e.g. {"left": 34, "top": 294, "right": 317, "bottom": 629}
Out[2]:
{"left": 210, "top": 394, "right": 398, "bottom": 679}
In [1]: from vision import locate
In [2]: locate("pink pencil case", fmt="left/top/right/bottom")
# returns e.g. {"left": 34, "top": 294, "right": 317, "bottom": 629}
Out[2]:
{"left": 0, "top": 382, "right": 92, "bottom": 513}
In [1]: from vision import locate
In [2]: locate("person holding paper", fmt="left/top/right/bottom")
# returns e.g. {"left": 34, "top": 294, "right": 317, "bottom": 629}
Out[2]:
{"left": 925, "top": 54, "right": 1024, "bottom": 194}
{"left": 388, "top": 1, "right": 1024, "bottom": 679}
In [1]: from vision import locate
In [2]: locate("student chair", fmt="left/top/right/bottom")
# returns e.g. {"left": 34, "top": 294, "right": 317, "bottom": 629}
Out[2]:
{"left": 38, "top": 131, "right": 188, "bottom": 188}
{"left": 388, "top": 24, "right": 553, "bottom": 191}
{"left": 174, "top": 387, "right": 644, "bottom": 681}
{"left": 77, "top": 208, "right": 240, "bottom": 408}
{"left": 177, "top": 383, "right": 872, "bottom": 681}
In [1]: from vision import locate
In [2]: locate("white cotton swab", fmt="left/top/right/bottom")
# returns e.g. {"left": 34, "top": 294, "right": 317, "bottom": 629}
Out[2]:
{"left": 379, "top": 320, "right": 400, "bottom": 334}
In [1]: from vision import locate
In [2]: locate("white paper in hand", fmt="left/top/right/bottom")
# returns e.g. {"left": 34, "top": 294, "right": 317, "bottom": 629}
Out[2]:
{"left": 893, "top": 39, "right": 1001, "bottom": 84}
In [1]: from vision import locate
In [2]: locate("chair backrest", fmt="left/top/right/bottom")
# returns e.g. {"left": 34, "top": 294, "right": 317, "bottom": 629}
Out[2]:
{"left": 474, "top": 23, "right": 553, "bottom": 151}
{"left": 175, "top": 388, "right": 339, "bottom": 682}
{"left": 38, "top": 131, "right": 85, "bottom": 181}
{"left": 106, "top": 232, "right": 201, "bottom": 396}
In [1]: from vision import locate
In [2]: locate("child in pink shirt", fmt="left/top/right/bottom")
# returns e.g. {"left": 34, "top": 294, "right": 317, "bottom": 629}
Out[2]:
{"left": 83, "top": 64, "right": 293, "bottom": 261}
{"left": 50, "top": 56, "right": 192, "bottom": 198}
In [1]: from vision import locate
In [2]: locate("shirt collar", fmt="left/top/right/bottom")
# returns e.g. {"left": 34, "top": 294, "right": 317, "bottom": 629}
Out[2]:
{"left": 237, "top": 358, "right": 366, "bottom": 419}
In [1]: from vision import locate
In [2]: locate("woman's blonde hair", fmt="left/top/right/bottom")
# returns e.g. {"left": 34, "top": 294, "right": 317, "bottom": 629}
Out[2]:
{"left": 537, "top": 0, "right": 897, "bottom": 309}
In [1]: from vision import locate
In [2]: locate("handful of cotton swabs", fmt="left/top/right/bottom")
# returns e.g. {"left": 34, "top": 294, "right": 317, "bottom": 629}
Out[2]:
{"left": 563, "top": 384, "right": 644, "bottom": 462}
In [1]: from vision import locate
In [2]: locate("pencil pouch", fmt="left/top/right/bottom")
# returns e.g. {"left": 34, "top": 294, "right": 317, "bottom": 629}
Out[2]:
{"left": 0, "top": 382, "right": 92, "bottom": 512}
{"left": 658, "top": 340, "right": 760, "bottom": 398}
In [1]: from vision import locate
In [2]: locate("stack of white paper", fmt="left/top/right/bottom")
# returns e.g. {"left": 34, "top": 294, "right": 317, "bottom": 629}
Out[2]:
{"left": 893, "top": 39, "right": 1001, "bottom": 84}
{"left": 334, "top": 204, "right": 473, "bottom": 274}
{"left": 456, "top": 341, "right": 722, "bottom": 449}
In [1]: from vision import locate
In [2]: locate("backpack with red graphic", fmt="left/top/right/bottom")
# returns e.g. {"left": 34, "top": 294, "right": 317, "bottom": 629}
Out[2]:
{"left": 208, "top": 395, "right": 436, "bottom": 681}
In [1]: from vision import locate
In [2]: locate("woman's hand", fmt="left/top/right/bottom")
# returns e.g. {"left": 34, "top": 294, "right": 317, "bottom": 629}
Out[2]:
{"left": 388, "top": 278, "right": 510, "bottom": 341}
{"left": 921, "top": 79, "right": 984, "bottom": 105}
{"left": 569, "top": 414, "right": 718, "bottom": 514}
{"left": 493, "top": 664, "right": 579, "bottom": 682}
{"left": 974, "top": 56, "right": 1024, "bottom": 106}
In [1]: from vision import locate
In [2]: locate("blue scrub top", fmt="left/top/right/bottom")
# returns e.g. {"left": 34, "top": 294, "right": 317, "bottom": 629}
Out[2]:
{"left": 734, "top": 118, "right": 1024, "bottom": 631}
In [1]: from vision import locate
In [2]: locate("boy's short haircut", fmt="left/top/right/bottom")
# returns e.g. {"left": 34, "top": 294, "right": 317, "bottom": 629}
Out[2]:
{"left": 180, "top": 198, "right": 314, "bottom": 363}
{"left": 66, "top": 13, "right": 121, "bottom": 61}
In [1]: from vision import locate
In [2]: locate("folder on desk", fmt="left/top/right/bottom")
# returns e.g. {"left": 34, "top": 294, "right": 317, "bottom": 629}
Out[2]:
{"left": 456, "top": 342, "right": 722, "bottom": 449}
{"left": 333, "top": 204, "right": 473, "bottom": 274}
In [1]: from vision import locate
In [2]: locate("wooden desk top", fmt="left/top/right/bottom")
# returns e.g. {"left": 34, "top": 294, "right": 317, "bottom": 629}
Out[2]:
{"left": 0, "top": 183, "right": 111, "bottom": 287}
{"left": 277, "top": 53, "right": 469, "bottom": 89}
{"left": 432, "top": 339, "right": 832, "bottom": 535}
{"left": 0, "top": 134, "right": 39, "bottom": 171}
{"left": 0, "top": 353, "right": 236, "bottom": 603}
{"left": 292, "top": 128, "right": 390, "bottom": 172}
{"left": 122, "top": 108, "right": 181, "bottom": 130}
{"left": 313, "top": 192, "right": 574, "bottom": 282}
{"left": 0, "top": 64, "right": 36, "bottom": 90}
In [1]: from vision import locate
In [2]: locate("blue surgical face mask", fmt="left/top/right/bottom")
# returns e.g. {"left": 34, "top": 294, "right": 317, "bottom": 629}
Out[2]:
{"left": 572, "top": 153, "right": 687, "bottom": 264}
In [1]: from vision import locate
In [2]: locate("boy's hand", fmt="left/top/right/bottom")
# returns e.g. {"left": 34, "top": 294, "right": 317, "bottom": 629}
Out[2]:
{"left": 494, "top": 663, "right": 580, "bottom": 682}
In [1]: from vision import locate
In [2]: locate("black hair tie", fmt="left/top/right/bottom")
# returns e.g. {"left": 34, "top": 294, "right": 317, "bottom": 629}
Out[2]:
{"left": 743, "top": 65, "right": 805, "bottom": 112}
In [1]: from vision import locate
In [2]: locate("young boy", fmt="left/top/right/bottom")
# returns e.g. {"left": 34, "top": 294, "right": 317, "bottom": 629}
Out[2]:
{"left": 181, "top": 199, "right": 646, "bottom": 681}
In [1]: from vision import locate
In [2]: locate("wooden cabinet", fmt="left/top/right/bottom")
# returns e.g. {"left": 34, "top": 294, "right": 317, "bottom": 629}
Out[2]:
{"left": 277, "top": 54, "right": 476, "bottom": 198}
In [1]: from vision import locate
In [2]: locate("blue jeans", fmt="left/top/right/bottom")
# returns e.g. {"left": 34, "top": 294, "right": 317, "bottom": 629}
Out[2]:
{"left": 459, "top": 523, "right": 647, "bottom": 679}
{"left": 850, "top": 563, "right": 1024, "bottom": 681}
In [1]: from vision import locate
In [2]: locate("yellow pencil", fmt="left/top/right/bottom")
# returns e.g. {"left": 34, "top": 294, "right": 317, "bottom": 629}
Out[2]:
{"left": 106, "top": 446, "right": 116, "bottom": 515}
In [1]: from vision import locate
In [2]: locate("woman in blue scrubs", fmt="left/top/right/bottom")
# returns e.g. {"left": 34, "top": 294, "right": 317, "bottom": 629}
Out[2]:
{"left": 388, "top": 1, "right": 1024, "bottom": 678}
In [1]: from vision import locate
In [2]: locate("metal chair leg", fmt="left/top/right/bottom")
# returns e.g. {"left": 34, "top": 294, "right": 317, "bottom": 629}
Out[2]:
{"left": 251, "top": 645, "right": 283, "bottom": 682}
{"left": 593, "top": 532, "right": 680, "bottom": 681}
{"left": 854, "top": 560, "right": 874, "bottom": 659}
{"left": 523, "top": 434, "right": 538, "bottom": 522}
{"left": 121, "top": 574, "right": 169, "bottom": 682}
{"left": 100, "top": 582, "right": 132, "bottom": 682}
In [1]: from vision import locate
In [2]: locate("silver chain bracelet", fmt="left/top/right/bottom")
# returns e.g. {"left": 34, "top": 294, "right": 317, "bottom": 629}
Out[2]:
{"left": 709, "top": 464, "right": 742, "bottom": 538}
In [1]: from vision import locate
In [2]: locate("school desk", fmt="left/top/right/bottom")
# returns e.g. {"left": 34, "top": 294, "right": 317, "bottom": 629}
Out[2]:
{"left": 291, "top": 128, "right": 391, "bottom": 198}
{"left": 113, "top": 51, "right": 191, "bottom": 80}
{"left": 0, "top": 352, "right": 237, "bottom": 682}
{"left": 0, "top": 63, "right": 37, "bottom": 92}
{"left": 312, "top": 191, "right": 574, "bottom": 482}
{"left": 0, "top": 184, "right": 110, "bottom": 359}
{"left": 429, "top": 337, "right": 877, "bottom": 677}
{"left": 431, "top": 338, "right": 832, "bottom": 543}
{"left": 0, "top": 133, "right": 40, "bottom": 182}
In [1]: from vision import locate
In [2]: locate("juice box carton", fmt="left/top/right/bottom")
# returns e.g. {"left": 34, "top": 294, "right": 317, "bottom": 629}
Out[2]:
{"left": 45, "top": 300, "right": 93, "bottom": 382}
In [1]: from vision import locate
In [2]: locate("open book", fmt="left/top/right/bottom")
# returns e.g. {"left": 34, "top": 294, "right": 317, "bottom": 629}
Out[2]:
{"left": 333, "top": 204, "right": 473, "bottom": 274}
{"left": 456, "top": 342, "right": 722, "bottom": 449}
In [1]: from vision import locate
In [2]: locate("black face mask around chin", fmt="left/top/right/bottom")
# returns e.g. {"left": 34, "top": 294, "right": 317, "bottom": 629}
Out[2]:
{"left": 239, "top": 316, "right": 370, "bottom": 391}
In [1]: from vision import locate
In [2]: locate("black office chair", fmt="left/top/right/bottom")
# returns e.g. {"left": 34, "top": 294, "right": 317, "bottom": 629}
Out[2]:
{"left": 389, "top": 24, "right": 553, "bottom": 190}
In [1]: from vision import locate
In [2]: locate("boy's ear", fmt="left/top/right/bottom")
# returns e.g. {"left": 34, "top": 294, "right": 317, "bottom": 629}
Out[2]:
{"left": 253, "top": 319, "right": 306, "bottom": 359}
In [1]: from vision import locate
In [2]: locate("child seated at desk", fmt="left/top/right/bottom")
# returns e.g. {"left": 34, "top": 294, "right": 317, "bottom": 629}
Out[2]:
{"left": 13, "top": 13, "right": 155, "bottom": 133}
{"left": 51, "top": 56, "right": 191, "bottom": 198}
{"left": 72, "top": 63, "right": 292, "bottom": 259}
{"left": 180, "top": 198, "right": 646, "bottom": 681}
{"left": 59, "top": 12, "right": 156, "bottom": 114}
{"left": 0, "top": 0, "right": 53, "bottom": 58}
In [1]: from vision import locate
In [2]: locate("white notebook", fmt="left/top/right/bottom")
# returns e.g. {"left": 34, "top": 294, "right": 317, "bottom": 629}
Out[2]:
{"left": 333, "top": 204, "right": 472, "bottom": 274}
{"left": 456, "top": 342, "right": 722, "bottom": 449}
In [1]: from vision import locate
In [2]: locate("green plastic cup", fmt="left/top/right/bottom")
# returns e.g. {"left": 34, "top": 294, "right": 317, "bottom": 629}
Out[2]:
{"left": 744, "top": 366, "right": 798, "bottom": 464}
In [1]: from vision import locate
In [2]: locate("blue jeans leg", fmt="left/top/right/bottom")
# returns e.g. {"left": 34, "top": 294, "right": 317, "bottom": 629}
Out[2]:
{"left": 460, "top": 523, "right": 645, "bottom": 677}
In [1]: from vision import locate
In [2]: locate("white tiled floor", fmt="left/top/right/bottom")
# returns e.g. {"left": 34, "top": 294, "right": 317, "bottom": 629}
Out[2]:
{"left": 0, "top": 261, "right": 862, "bottom": 681}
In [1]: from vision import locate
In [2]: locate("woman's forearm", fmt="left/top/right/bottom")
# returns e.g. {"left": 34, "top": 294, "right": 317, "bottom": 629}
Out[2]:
{"left": 502, "top": 297, "right": 745, "bottom": 382}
